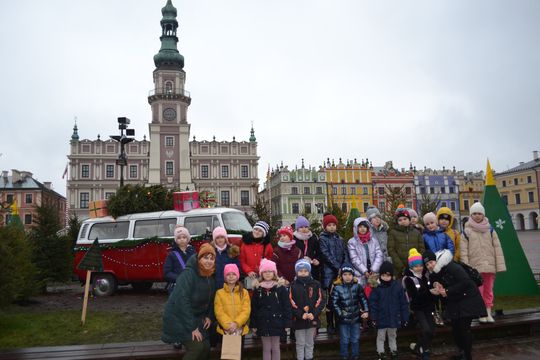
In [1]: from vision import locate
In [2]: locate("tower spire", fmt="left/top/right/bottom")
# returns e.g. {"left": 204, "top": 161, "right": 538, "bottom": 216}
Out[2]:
{"left": 71, "top": 117, "right": 79, "bottom": 142}
{"left": 153, "top": 0, "right": 184, "bottom": 70}
{"left": 249, "top": 122, "right": 256, "bottom": 143}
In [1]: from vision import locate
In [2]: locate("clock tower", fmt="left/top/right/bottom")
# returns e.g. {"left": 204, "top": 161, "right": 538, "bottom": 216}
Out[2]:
{"left": 148, "top": 0, "right": 194, "bottom": 189}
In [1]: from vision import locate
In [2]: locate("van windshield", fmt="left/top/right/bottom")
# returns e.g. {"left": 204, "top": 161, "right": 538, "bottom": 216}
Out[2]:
{"left": 222, "top": 212, "right": 252, "bottom": 233}
{"left": 88, "top": 221, "right": 129, "bottom": 240}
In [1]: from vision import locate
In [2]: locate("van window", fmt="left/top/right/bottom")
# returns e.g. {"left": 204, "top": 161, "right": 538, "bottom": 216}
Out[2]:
{"left": 183, "top": 216, "right": 219, "bottom": 236}
{"left": 88, "top": 221, "right": 129, "bottom": 240}
{"left": 222, "top": 212, "right": 252, "bottom": 232}
{"left": 134, "top": 218, "right": 177, "bottom": 238}
{"left": 79, "top": 224, "right": 89, "bottom": 240}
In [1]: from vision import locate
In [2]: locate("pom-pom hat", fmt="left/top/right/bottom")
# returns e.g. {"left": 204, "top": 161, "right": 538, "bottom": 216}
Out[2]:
{"left": 408, "top": 248, "right": 423, "bottom": 268}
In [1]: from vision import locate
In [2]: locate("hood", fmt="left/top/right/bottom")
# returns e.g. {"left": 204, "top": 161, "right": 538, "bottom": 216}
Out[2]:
{"left": 370, "top": 219, "right": 388, "bottom": 232}
{"left": 433, "top": 249, "right": 453, "bottom": 274}
{"left": 436, "top": 207, "right": 455, "bottom": 228}
{"left": 352, "top": 217, "right": 371, "bottom": 241}
{"left": 242, "top": 232, "right": 270, "bottom": 245}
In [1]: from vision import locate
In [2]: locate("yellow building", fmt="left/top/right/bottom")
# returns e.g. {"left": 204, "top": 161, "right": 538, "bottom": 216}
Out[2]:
{"left": 494, "top": 151, "right": 540, "bottom": 230}
{"left": 459, "top": 171, "right": 485, "bottom": 218}
{"left": 323, "top": 159, "right": 373, "bottom": 215}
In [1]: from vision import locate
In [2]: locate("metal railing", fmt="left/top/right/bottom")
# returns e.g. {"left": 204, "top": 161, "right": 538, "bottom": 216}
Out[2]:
{"left": 148, "top": 88, "right": 191, "bottom": 97}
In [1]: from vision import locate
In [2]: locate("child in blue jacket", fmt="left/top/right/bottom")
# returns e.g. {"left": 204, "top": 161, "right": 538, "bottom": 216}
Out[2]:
{"left": 422, "top": 213, "right": 455, "bottom": 255}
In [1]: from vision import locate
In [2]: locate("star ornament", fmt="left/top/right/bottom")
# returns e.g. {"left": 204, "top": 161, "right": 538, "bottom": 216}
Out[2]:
{"left": 495, "top": 219, "right": 505, "bottom": 230}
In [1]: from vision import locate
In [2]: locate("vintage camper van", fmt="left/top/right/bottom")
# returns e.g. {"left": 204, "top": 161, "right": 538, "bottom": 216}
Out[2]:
{"left": 73, "top": 208, "right": 252, "bottom": 296}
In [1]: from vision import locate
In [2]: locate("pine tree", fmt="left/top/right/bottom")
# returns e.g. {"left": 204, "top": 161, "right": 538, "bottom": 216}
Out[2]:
{"left": 382, "top": 185, "right": 407, "bottom": 230}
{"left": 343, "top": 207, "right": 361, "bottom": 241}
{"left": 419, "top": 192, "right": 440, "bottom": 217}
{"left": 107, "top": 184, "right": 177, "bottom": 217}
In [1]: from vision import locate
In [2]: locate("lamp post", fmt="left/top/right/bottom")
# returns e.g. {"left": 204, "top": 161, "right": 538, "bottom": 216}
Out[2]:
{"left": 110, "top": 117, "right": 135, "bottom": 187}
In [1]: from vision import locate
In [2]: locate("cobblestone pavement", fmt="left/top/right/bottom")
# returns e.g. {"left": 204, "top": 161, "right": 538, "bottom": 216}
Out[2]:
{"left": 429, "top": 336, "right": 540, "bottom": 360}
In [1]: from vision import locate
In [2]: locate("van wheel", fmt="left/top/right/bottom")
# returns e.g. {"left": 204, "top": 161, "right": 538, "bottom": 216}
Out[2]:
{"left": 131, "top": 281, "right": 154, "bottom": 292}
{"left": 92, "top": 273, "right": 117, "bottom": 296}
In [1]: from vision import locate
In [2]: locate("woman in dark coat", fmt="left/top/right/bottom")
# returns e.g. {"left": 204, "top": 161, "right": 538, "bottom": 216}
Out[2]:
{"left": 162, "top": 244, "right": 217, "bottom": 360}
{"left": 424, "top": 249, "right": 487, "bottom": 360}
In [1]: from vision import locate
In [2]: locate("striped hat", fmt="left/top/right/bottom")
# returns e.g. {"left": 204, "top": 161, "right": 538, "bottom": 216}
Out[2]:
{"left": 408, "top": 248, "right": 423, "bottom": 268}
{"left": 295, "top": 258, "right": 312, "bottom": 274}
{"left": 253, "top": 220, "right": 269, "bottom": 237}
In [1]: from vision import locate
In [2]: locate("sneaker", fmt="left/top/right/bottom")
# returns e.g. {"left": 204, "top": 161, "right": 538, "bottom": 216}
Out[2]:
{"left": 433, "top": 312, "right": 445, "bottom": 327}
{"left": 409, "top": 343, "right": 417, "bottom": 354}
{"left": 377, "top": 352, "right": 387, "bottom": 360}
{"left": 478, "top": 316, "right": 488, "bottom": 324}
{"left": 486, "top": 312, "right": 495, "bottom": 323}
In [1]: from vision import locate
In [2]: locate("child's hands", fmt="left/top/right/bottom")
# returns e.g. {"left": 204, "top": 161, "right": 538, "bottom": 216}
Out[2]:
{"left": 248, "top": 272, "right": 257, "bottom": 278}
{"left": 430, "top": 288, "right": 440, "bottom": 295}
{"left": 307, "top": 313, "right": 314, "bottom": 321}
{"left": 302, "top": 313, "right": 309, "bottom": 320}
{"left": 361, "top": 312, "right": 369, "bottom": 319}
{"left": 251, "top": 328, "right": 257, "bottom": 334}
{"left": 228, "top": 322, "right": 238, "bottom": 332}
{"left": 312, "top": 259, "right": 320, "bottom": 266}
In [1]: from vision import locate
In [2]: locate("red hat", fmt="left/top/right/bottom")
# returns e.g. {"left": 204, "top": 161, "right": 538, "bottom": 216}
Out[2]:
{"left": 278, "top": 226, "right": 294, "bottom": 240}
{"left": 395, "top": 208, "right": 411, "bottom": 221}
{"left": 323, "top": 214, "right": 338, "bottom": 229}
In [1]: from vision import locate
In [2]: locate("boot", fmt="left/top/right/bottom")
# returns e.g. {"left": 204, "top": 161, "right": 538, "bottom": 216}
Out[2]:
{"left": 377, "top": 352, "right": 387, "bottom": 360}
{"left": 326, "top": 311, "right": 336, "bottom": 335}
{"left": 486, "top": 307, "right": 495, "bottom": 323}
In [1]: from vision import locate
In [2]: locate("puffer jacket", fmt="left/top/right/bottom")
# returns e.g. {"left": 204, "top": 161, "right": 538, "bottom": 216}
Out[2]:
{"left": 369, "top": 279, "right": 409, "bottom": 329}
{"left": 432, "top": 249, "right": 487, "bottom": 320}
{"left": 239, "top": 233, "right": 274, "bottom": 275}
{"left": 348, "top": 218, "right": 383, "bottom": 281}
{"left": 423, "top": 228, "right": 455, "bottom": 255}
{"left": 250, "top": 282, "right": 292, "bottom": 336}
{"left": 319, "top": 231, "right": 349, "bottom": 289}
{"left": 371, "top": 220, "right": 390, "bottom": 261}
{"left": 402, "top": 268, "right": 436, "bottom": 312}
{"left": 289, "top": 276, "right": 326, "bottom": 330}
{"left": 294, "top": 231, "right": 321, "bottom": 281}
{"left": 162, "top": 255, "right": 216, "bottom": 344}
{"left": 436, "top": 207, "right": 461, "bottom": 261}
{"left": 387, "top": 225, "right": 424, "bottom": 277}
{"left": 214, "top": 284, "right": 251, "bottom": 335}
{"left": 331, "top": 278, "right": 369, "bottom": 324}
{"left": 462, "top": 220, "right": 506, "bottom": 273}
{"left": 215, "top": 244, "right": 241, "bottom": 289}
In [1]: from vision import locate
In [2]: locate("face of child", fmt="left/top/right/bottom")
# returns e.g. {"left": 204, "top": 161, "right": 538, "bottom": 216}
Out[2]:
{"left": 225, "top": 272, "right": 238, "bottom": 285}
{"left": 298, "top": 226, "right": 310, "bottom": 234}
{"left": 200, "top": 254, "right": 215, "bottom": 270}
{"left": 342, "top": 272, "right": 353, "bottom": 283}
{"left": 280, "top": 234, "right": 291, "bottom": 243}
{"left": 358, "top": 224, "right": 369, "bottom": 235}
{"left": 425, "top": 220, "right": 438, "bottom": 231}
{"left": 380, "top": 273, "right": 392, "bottom": 281}
{"left": 325, "top": 223, "right": 337, "bottom": 233}
{"left": 471, "top": 213, "right": 484, "bottom": 223}
{"left": 438, "top": 218, "right": 450, "bottom": 229}
{"left": 370, "top": 217, "right": 381, "bottom": 227}
{"left": 175, "top": 234, "right": 189, "bottom": 248}
{"left": 252, "top": 227, "right": 264, "bottom": 239}
{"left": 397, "top": 217, "right": 410, "bottom": 227}
{"left": 412, "top": 264, "right": 424, "bottom": 273}
{"left": 214, "top": 235, "right": 227, "bottom": 247}
{"left": 262, "top": 271, "right": 275, "bottom": 281}
{"left": 297, "top": 268, "right": 310, "bottom": 277}
{"left": 411, "top": 216, "right": 418, "bottom": 225}
{"left": 425, "top": 260, "right": 436, "bottom": 272}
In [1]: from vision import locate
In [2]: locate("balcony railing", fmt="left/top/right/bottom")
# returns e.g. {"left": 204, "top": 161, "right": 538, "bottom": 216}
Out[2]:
{"left": 148, "top": 88, "right": 191, "bottom": 98}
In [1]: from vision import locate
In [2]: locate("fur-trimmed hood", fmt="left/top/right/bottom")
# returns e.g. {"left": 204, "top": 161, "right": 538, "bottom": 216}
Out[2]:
{"left": 433, "top": 249, "right": 453, "bottom": 273}
{"left": 242, "top": 232, "right": 270, "bottom": 245}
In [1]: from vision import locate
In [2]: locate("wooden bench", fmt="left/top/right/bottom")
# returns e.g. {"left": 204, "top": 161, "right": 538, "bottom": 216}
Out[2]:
{"left": 1, "top": 309, "right": 539, "bottom": 360}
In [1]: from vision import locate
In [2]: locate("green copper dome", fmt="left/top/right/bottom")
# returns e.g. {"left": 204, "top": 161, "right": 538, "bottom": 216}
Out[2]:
{"left": 153, "top": 0, "right": 184, "bottom": 69}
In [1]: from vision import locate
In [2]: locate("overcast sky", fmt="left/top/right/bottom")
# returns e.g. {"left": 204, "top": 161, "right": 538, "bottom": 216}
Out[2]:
{"left": 1, "top": 0, "right": 539, "bottom": 196}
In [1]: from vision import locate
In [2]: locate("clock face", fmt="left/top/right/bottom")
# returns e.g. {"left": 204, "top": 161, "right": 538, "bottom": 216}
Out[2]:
{"left": 163, "top": 108, "right": 177, "bottom": 121}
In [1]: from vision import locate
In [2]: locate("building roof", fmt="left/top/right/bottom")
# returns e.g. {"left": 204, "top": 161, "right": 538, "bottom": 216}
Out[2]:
{"left": 1, "top": 174, "right": 66, "bottom": 199}
{"left": 497, "top": 158, "right": 540, "bottom": 175}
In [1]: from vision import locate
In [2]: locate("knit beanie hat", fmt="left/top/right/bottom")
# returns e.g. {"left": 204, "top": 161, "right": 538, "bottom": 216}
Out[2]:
{"left": 423, "top": 212, "right": 437, "bottom": 224}
{"left": 470, "top": 202, "right": 485, "bottom": 216}
{"left": 253, "top": 220, "right": 270, "bottom": 237}
{"left": 295, "top": 216, "right": 310, "bottom": 229}
{"left": 198, "top": 243, "right": 216, "bottom": 259}
{"left": 422, "top": 250, "right": 436, "bottom": 263}
{"left": 408, "top": 209, "right": 419, "bottom": 218}
{"left": 408, "top": 248, "right": 423, "bottom": 268}
{"left": 323, "top": 214, "right": 338, "bottom": 229}
{"left": 295, "top": 258, "right": 312, "bottom": 274}
{"left": 366, "top": 206, "right": 382, "bottom": 220}
{"left": 395, "top": 208, "right": 411, "bottom": 221}
{"left": 174, "top": 226, "right": 191, "bottom": 240}
{"left": 224, "top": 263, "right": 240, "bottom": 279}
{"left": 278, "top": 225, "right": 294, "bottom": 240}
{"left": 212, "top": 226, "right": 228, "bottom": 241}
{"left": 259, "top": 258, "right": 278, "bottom": 276}
{"left": 340, "top": 264, "right": 355, "bottom": 275}
{"left": 379, "top": 261, "right": 394, "bottom": 276}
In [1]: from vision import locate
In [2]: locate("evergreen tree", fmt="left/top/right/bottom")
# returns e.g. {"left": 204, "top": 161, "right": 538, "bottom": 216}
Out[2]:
{"left": 107, "top": 184, "right": 177, "bottom": 217}
{"left": 343, "top": 207, "right": 361, "bottom": 241}
{"left": 66, "top": 214, "right": 82, "bottom": 250}
{"left": 326, "top": 203, "right": 348, "bottom": 238}
{"left": 250, "top": 198, "right": 279, "bottom": 241}
{"left": 382, "top": 185, "right": 407, "bottom": 230}
{"left": 419, "top": 192, "right": 440, "bottom": 217}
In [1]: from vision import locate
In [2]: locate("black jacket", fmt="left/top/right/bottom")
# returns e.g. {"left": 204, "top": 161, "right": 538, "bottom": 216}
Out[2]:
{"left": 289, "top": 276, "right": 326, "bottom": 330}
{"left": 250, "top": 283, "right": 292, "bottom": 336}
{"left": 319, "top": 231, "right": 349, "bottom": 289}
{"left": 402, "top": 268, "right": 436, "bottom": 312}
{"left": 294, "top": 232, "right": 321, "bottom": 281}
{"left": 163, "top": 245, "right": 196, "bottom": 291}
{"left": 331, "top": 279, "right": 369, "bottom": 324}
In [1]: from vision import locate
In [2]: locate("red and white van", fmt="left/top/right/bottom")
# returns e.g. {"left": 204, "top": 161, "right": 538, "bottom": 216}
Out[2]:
{"left": 73, "top": 208, "right": 252, "bottom": 296}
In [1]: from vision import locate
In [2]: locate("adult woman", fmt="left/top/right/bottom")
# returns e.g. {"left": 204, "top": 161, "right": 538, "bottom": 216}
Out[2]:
{"left": 461, "top": 202, "right": 506, "bottom": 323}
{"left": 162, "top": 244, "right": 217, "bottom": 360}
{"left": 424, "top": 249, "right": 486, "bottom": 360}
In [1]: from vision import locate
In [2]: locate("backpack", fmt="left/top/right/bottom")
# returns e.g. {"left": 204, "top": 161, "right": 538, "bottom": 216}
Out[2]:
{"left": 401, "top": 276, "right": 421, "bottom": 303}
{"left": 457, "top": 261, "right": 483, "bottom": 286}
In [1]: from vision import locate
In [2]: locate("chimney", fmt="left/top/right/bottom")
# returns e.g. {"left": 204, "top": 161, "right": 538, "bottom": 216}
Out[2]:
{"left": 534, "top": 150, "right": 539, "bottom": 161}
{"left": 519, "top": 162, "right": 525, "bottom": 165}
{"left": 11, "top": 169, "right": 21, "bottom": 183}
{"left": 2, "top": 170, "right": 7, "bottom": 185}
{"left": 43, "top": 182, "right": 52, "bottom": 190}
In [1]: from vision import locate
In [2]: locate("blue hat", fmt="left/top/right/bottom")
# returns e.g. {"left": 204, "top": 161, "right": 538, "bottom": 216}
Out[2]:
{"left": 295, "top": 216, "right": 310, "bottom": 229}
{"left": 295, "top": 259, "right": 311, "bottom": 274}
{"left": 253, "top": 221, "right": 269, "bottom": 237}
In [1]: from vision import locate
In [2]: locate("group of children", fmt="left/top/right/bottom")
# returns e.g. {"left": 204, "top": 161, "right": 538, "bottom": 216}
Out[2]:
{"left": 163, "top": 201, "right": 505, "bottom": 360}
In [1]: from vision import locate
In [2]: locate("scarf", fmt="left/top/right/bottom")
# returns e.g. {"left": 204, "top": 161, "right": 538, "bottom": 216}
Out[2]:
{"left": 294, "top": 230, "right": 312, "bottom": 241}
{"left": 215, "top": 243, "right": 227, "bottom": 252}
{"left": 468, "top": 217, "right": 491, "bottom": 233}
{"left": 357, "top": 231, "right": 371, "bottom": 244}
{"left": 278, "top": 239, "right": 296, "bottom": 250}
{"left": 260, "top": 280, "right": 277, "bottom": 290}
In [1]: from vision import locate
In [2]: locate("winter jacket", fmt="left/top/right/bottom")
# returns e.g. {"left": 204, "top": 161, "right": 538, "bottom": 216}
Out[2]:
{"left": 294, "top": 231, "right": 321, "bottom": 280}
{"left": 214, "top": 284, "right": 251, "bottom": 335}
{"left": 289, "top": 276, "right": 326, "bottom": 330}
{"left": 331, "top": 278, "right": 369, "bottom": 324}
{"left": 273, "top": 245, "right": 302, "bottom": 284}
{"left": 215, "top": 244, "right": 241, "bottom": 289}
{"left": 348, "top": 218, "right": 384, "bottom": 282}
{"left": 387, "top": 226, "right": 424, "bottom": 277}
{"left": 371, "top": 221, "right": 390, "bottom": 261}
{"left": 432, "top": 249, "right": 487, "bottom": 320}
{"left": 402, "top": 268, "right": 436, "bottom": 312}
{"left": 319, "top": 231, "right": 349, "bottom": 289}
{"left": 163, "top": 245, "right": 196, "bottom": 293}
{"left": 250, "top": 282, "right": 292, "bottom": 336}
{"left": 436, "top": 207, "right": 461, "bottom": 261}
{"left": 462, "top": 220, "right": 506, "bottom": 274}
{"left": 239, "top": 233, "right": 274, "bottom": 276}
{"left": 369, "top": 280, "right": 409, "bottom": 329}
{"left": 423, "top": 228, "right": 455, "bottom": 255}
{"left": 162, "top": 255, "right": 216, "bottom": 344}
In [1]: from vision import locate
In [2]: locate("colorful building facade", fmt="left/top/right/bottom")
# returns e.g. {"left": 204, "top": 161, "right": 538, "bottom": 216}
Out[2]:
{"left": 372, "top": 161, "right": 416, "bottom": 212}
{"left": 459, "top": 171, "right": 485, "bottom": 219}
{"left": 414, "top": 168, "right": 462, "bottom": 218}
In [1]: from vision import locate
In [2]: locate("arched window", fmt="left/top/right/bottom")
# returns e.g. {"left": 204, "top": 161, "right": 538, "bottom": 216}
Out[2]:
{"left": 164, "top": 81, "right": 173, "bottom": 94}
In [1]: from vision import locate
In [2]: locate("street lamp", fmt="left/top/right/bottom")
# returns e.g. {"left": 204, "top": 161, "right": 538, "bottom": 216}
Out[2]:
{"left": 110, "top": 117, "right": 135, "bottom": 187}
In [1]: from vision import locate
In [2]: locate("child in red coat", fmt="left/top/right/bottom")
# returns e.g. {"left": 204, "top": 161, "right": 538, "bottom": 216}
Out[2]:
{"left": 240, "top": 221, "right": 274, "bottom": 288}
